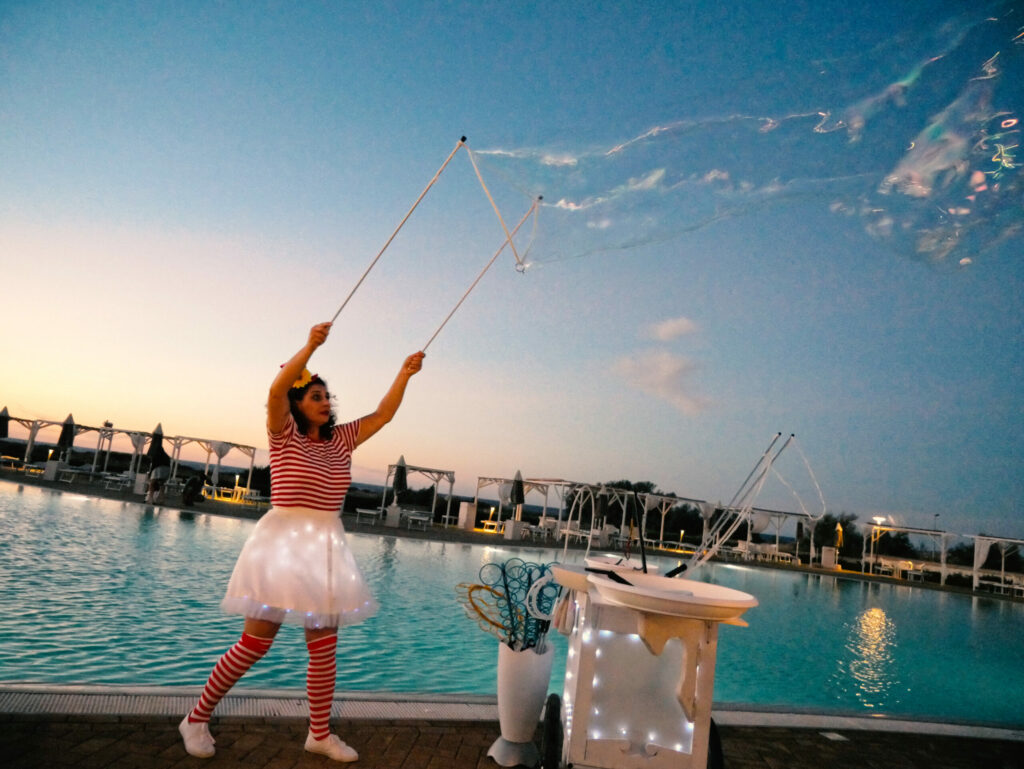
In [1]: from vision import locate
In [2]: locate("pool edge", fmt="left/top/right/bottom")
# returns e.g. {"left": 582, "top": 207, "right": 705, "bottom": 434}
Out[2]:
{"left": 1, "top": 683, "right": 1022, "bottom": 742}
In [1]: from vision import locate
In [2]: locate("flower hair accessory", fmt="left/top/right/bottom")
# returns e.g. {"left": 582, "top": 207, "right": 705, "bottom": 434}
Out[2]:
{"left": 281, "top": 367, "right": 321, "bottom": 390}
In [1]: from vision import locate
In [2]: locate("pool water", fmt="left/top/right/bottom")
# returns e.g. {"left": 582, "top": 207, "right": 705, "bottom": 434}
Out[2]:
{"left": 2, "top": 481, "right": 1022, "bottom": 727}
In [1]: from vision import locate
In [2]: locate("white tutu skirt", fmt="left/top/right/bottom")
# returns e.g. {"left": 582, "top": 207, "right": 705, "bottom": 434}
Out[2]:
{"left": 221, "top": 505, "right": 378, "bottom": 629}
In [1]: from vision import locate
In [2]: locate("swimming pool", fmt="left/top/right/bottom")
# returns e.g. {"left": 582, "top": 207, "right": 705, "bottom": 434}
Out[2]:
{"left": 2, "top": 481, "right": 1022, "bottom": 727}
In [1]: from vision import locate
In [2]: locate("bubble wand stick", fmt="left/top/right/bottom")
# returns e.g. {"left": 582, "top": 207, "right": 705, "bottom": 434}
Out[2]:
{"left": 330, "top": 137, "right": 467, "bottom": 324}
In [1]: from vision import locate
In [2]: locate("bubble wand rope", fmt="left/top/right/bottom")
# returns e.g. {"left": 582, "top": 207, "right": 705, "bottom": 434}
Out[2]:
{"left": 464, "top": 144, "right": 525, "bottom": 270}
{"left": 421, "top": 197, "right": 540, "bottom": 352}
{"left": 330, "top": 137, "right": 467, "bottom": 323}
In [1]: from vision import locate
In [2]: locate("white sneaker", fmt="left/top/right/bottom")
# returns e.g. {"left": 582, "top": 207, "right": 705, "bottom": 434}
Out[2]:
{"left": 304, "top": 732, "right": 359, "bottom": 762}
{"left": 178, "top": 715, "right": 216, "bottom": 758}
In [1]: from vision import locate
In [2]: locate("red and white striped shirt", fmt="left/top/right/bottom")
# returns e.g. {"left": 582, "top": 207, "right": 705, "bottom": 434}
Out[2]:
{"left": 268, "top": 415, "right": 361, "bottom": 512}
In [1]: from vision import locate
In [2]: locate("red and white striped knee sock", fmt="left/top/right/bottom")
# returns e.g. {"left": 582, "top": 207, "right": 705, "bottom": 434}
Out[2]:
{"left": 188, "top": 632, "right": 273, "bottom": 723}
{"left": 306, "top": 634, "right": 338, "bottom": 740}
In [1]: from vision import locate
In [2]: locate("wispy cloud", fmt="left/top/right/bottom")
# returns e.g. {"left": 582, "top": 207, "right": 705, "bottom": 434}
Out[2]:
{"left": 627, "top": 168, "right": 666, "bottom": 191}
{"left": 541, "top": 153, "right": 579, "bottom": 167}
{"left": 644, "top": 316, "right": 698, "bottom": 341}
{"left": 613, "top": 350, "right": 709, "bottom": 414}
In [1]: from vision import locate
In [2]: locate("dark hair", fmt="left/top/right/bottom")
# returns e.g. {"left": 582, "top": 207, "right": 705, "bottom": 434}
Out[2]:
{"left": 287, "top": 378, "right": 336, "bottom": 440}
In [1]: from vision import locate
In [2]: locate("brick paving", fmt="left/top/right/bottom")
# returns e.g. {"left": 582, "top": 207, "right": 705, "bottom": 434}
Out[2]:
{"left": 3, "top": 714, "right": 1023, "bottom": 769}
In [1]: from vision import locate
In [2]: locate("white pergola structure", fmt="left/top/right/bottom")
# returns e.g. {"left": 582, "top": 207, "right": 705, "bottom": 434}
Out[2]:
{"left": 972, "top": 535, "right": 1024, "bottom": 592}
{"left": 474, "top": 475, "right": 580, "bottom": 527}
{"left": 381, "top": 460, "right": 455, "bottom": 523}
{"left": 12, "top": 414, "right": 84, "bottom": 466}
{"left": 745, "top": 506, "right": 821, "bottom": 566}
{"left": 861, "top": 522, "right": 954, "bottom": 584}
{"left": 585, "top": 488, "right": 708, "bottom": 552}
{"left": 166, "top": 436, "right": 258, "bottom": 490}
{"left": 11, "top": 415, "right": 144, "bottom": 475}
{"left": 560, "top": 483, "right": 602, "bottom": 555}
{"left": 3, "top": 410, "right": 258, "bottom": 488}
{"left": 646, "top": 493, "right": 703, "bottom": 547}
{"left": 555, "top": 484, "right": 694, "bottom": 553}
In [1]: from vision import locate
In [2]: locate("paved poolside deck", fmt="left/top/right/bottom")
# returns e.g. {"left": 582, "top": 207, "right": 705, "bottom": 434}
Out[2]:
{"left": 2, "top": 686, "right": 1023, "bottom": 769}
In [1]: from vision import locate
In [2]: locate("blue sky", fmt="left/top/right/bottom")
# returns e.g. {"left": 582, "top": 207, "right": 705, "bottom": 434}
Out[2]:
{"left": 2, "top": 1, "right": 1021, "bottom": 539}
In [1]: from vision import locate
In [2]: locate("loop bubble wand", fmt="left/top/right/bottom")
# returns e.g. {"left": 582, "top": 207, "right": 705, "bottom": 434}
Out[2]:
{"left": 421, "top": 197, "right": 541, "bottom": 352}
{"left": 464, "top": 144, "right": 527, "bottom": 271}
{"left": 330, "top": 137, "right": 467, "bottom": 324}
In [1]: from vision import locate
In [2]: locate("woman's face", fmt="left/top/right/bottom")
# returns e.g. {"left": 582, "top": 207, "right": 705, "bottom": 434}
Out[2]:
{"left": 297, "top": 383, "right": 332, "bottom": 429}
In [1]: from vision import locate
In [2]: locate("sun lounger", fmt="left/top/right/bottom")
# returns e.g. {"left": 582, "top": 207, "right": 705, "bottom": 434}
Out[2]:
{"left": 103, "top": 474, "right": 131, "bottom": 491}
{"left": 354, "top": 507, "right": 384, "bottom": 526}
{"left": 401, "top": 509, "right": 433, "bottom": 530}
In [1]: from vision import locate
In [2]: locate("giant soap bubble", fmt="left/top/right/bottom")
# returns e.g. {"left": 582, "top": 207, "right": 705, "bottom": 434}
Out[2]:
{"left": 475, "top": 6, "right": 1022, "bottom": 269}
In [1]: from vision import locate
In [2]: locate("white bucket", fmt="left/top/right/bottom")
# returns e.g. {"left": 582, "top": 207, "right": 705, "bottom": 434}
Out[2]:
{"left": 488, "top": 642, "right": 555, "bottom": 766}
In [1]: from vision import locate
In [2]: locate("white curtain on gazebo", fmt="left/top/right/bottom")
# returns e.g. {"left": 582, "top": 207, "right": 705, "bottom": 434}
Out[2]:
{"left": 973, "top": 537, "right": 995, "bottom": 590}
{"left": 208, "top": 441, "right": 232, "bottom": 486}
{"left": 127, "top": 432, "right": 148, "bottom": 478}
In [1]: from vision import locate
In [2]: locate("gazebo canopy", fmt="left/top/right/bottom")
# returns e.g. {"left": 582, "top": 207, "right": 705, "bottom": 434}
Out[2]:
{"left": 381, "top": 459, "right": 455, "bottom": 522}
{"left": 970, "top": 534, "right": 1024, "bottom": 590}
{"left": 2, "top": 410, "right": 258, "bottom": 487}
{"left": 475, "top": 476, "right": 586, "bottom": 524}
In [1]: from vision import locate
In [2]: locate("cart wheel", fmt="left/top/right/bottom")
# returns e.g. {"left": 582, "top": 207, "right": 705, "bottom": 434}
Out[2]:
{"left": 540, "top": 693, "right": 562, "bottom": 769}
{"left": 707, "top": 716, "right": 724, "bottom": 769}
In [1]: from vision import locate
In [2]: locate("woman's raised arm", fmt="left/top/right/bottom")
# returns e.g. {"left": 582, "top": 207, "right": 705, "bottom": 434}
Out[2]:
{"left": 355, "top": 352, "right": 424, "bottom": 447}
{"left": 268, "top": 322, "right": 331, "bottom": 434}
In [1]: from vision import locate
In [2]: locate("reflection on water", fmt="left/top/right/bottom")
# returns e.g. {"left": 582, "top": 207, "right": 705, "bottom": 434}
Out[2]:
{"left": 832, "top": 607, "right": 900, "bottom": 709}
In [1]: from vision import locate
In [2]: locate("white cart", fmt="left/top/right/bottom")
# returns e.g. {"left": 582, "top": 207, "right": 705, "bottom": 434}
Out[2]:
{"left": 544, "top": 565, "right": 757, "bottom": 769}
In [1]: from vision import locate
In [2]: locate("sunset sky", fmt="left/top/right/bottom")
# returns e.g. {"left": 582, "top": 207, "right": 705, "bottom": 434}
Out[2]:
{"left": 2, "top": 1, "right": 1021, "bottom": 539}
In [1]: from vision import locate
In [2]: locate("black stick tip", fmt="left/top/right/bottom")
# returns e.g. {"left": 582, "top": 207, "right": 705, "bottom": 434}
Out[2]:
{"left": 460, "top": 135, "right": 467, "bottom": 143}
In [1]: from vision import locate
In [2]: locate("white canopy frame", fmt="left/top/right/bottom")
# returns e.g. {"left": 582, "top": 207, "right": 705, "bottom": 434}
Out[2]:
{"left": 648, "top": 493, "right": 704, "bottom": 547}
{"left": 475, "top": 475, "right": 534, "bottom": 524}
{"left": 3, "top": 412, "right": 258, "bottom": 487}
{"left": 971, "top": 535, "right": 1024, "bottom": 591}
{"left": 578, "top": 486, "right": 677, "bottom": 554}
{"left": 12, "top": 416, "right": 148, "bottom": 477}
{"left": 474, "top": 475, "right": 580, "bottom": 530}
{"left": 560, "top": 483, "right": 604, "bottom": 557}
{"left": 382, "top": 460, "right": 455, "bottom": 523}
{"left": 861, "top": 523, "right": 955, "bottom": 584}
{"left": 164, "top": 437, "right": 258, "bottom": 490}
{"left": 12, "top": 415, "right": 86, "bottom": 466}
{"left": 744, "top": 506, "right": 821, "bottom": 565}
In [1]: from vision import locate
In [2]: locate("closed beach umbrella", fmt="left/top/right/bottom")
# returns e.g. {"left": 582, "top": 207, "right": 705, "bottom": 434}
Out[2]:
{"left": 511, "top": 470, "right": 525, "bottom": 521}
{"left": 835, "top": 522, "right": 844, "bottom": 549}
{"left": 393, "top": 455, "right": 408, "bottom": 495}
{"left": 510, "top": 470, "right": 525, "bottom": 506}
{"left": 596, "top": 488, "right": 609, "bottom": 529}
{"left": 0, "top": 407, "right": 9, "bottom": 439}
{"left": 56, "top": 414, "right": 75, "bottom": 459}
{"left": 147, "top": 424, "right": 171, "bottom": 478}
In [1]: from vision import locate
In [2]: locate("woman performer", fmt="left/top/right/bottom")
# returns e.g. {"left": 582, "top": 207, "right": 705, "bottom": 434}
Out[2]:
{"left": 180, "top": 321, "right": 424, "bottom": 761}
